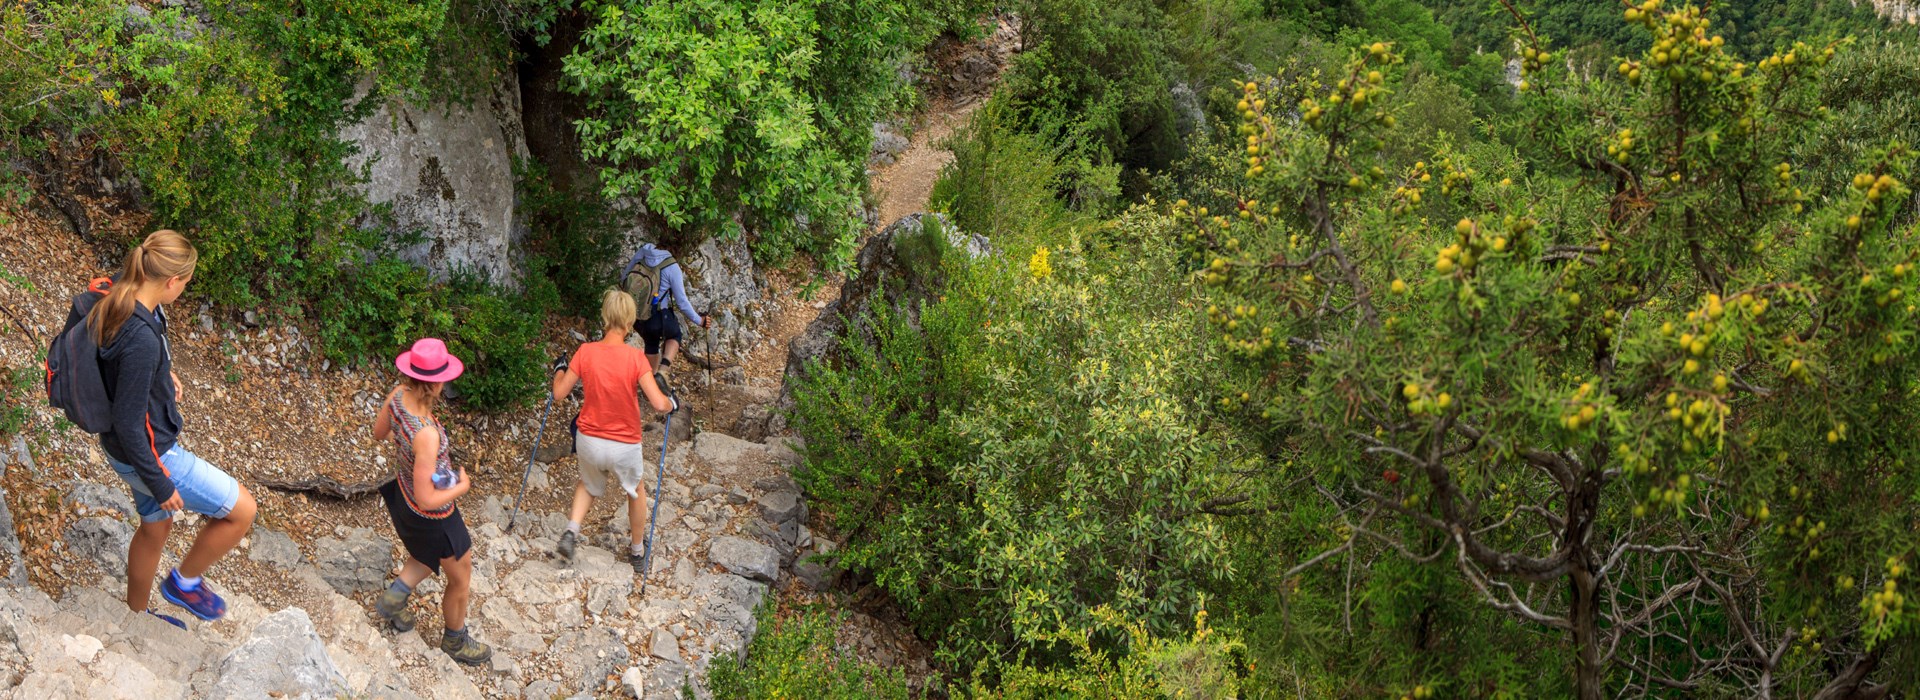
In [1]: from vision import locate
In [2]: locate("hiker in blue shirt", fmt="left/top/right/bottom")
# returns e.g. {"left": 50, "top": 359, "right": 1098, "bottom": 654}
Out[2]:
{"left": 89, "top": 231, "right": 257, "bottom": 627}
{"left": 624, "top": 244, "right": 710, "bottom": 372}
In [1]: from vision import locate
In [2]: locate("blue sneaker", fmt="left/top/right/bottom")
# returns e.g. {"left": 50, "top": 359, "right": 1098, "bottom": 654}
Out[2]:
{"left": 160, "top": 571, "right": 227, "bottom": 621}
{"left": 146, "top": 609, "right": 187, "bottom": 630}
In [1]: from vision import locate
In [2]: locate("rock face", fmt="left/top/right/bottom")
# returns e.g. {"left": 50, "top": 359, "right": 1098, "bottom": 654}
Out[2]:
{"left": 707, "top": 536, "right": 781, "bottom": 584}
{"left": 340, "top": 73, "right": 530, "bottom": 286}
{"left": 1872, "top": 0, "right": 1920, "bottom": 24}
{"left": 247, "top": 528, "right": 303, "bottom": 569}
{"left": 205, "top": 609, "right": 348, "bottom": 700}
{"left": 312, "top": 527, "right": 394, "bottom": 594}
{"left": 753, "top": 213, "right": 989, "bottom": 439}
{"left": 64, "top": 517, "right": 133, "bottom": 576}
{"left": 619, "top": 233, "right": 770, "bottom": 371}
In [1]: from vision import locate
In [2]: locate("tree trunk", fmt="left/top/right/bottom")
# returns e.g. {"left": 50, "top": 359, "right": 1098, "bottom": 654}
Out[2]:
{"left": 1811, "top": 650, "right": 1888, "bottom": 700}
{"left": 1569, "top": 563, "right": 1605, "bottom": 700}
{"left": 1565, "top": 472, "right": 1605, "bottom": 700}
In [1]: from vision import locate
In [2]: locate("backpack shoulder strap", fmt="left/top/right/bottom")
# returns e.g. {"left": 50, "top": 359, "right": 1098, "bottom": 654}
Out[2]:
{"left": 647, "top": 255, "right": 677, "bottom": 274}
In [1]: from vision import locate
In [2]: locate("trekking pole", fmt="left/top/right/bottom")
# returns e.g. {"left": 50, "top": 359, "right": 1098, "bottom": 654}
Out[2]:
{"left": 639, "top": 382, "right": 679, "bottom": 594}
{"left": 507, "top": 391, "right": 554, "bottom": 533}
{"left": 705, "top": 316, "right": 714, "bottom": 414}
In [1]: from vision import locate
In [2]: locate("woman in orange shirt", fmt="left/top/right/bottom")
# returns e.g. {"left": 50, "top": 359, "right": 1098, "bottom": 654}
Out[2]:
{"left": 550, "top": 289, "right": 676, "bottom": 573}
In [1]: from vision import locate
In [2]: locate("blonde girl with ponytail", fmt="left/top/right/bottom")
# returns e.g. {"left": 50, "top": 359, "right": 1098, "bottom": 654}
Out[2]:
{"left": 92, "top": 230, "right": 257, "bottom": 628}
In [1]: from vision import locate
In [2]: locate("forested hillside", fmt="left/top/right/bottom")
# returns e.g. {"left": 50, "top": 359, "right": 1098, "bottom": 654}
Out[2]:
{"left": 2, "top": 0, "right": 1919, "bottom": 697}
{"left": 781, "top": 0, "right": 1920, "bottom": 697}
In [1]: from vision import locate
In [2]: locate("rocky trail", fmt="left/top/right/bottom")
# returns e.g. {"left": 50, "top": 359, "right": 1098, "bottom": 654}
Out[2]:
{"left": 0, "top": 17, "right": 1013, "bottom": 700}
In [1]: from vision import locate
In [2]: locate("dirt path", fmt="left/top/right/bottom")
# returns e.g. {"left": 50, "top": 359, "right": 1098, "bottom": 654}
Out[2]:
{"left": 869, "top": 103, "right": 978, "bottom": 231}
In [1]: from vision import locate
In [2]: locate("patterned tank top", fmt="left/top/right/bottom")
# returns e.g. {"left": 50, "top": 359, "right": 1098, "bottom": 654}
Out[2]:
{"left": 389, "top": 391, "right": 457, "bottom": 519}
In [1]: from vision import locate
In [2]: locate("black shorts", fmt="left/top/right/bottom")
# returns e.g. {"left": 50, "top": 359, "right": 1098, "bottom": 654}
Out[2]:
{"left": 379, "top": 478, "right": 472, "bottom": 573}
{"left": 637, "top": 309, "right": 682, "bottom": 355}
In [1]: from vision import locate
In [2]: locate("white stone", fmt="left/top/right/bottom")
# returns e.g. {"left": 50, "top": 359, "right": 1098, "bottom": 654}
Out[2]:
{"left": 61, "top": 634, "right": 103, "bottom": 663}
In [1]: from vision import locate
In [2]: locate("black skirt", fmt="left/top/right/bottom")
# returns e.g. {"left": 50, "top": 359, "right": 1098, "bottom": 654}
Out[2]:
{"left": 379, "top": 478, "right": 471, "bottom": 574}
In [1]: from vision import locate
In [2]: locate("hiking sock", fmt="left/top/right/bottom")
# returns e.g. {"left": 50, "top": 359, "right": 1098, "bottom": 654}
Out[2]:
{"left": 387, "top": 580, "right": 413, "bottom": 598}
{"left": 631, "top": 543, "right": 646, "bottom": 559}
{"left": 567, "top": 521, "right": 582, "bottom": 535}
{"left": 171, "top": 570, "right": 203, "bottom": 592}
{"left": 444, "top": 627, "right": 468, "bottom": 643}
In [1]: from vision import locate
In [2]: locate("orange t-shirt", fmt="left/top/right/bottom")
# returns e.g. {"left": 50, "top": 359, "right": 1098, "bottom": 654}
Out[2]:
{"left": 573, "top": 341, "right": 651, "bottom": 444}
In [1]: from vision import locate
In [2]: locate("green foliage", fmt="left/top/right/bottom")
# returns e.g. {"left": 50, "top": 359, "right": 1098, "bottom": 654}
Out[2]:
{"left": 0, "top": 364, "right": 32, "bottom": 441}
{"left": 930, "top": 101, "right": 1072, "bottom": 240}
{"left": 315, "top": 260, "right": 549, "bottom": 412}
{"left": 0, "top": 1, "right": 572, "bottom": 408}
{"left": 795, "top": 196, "right": 1246, "bottom": 673}
{"left": 706, "top": 602, "right": 909, "bottom": 699}
{"left": 518, "top": 160, "right": 628, "bottom": 317}
{"left": 965, "top": 608, "right": 1245, "bottom": 699}
{"left": 1180, "top": 3, "right": 1919, "bottom": 694}
{"left": 564, "top": 0, "right": 926, "bottom": 269}
{"left": 1001, "top": 0, "right": 1177, "bottom": 202}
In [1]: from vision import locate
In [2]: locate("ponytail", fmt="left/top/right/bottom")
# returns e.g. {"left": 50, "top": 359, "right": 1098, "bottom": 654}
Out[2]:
{"left": 88, "top": 230, "right": 198, "bottom": 346}
{"left": 402, "top": 376, "right": 443, "bottom": 414}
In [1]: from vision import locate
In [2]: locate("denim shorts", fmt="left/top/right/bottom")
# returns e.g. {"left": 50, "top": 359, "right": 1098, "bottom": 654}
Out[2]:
{"left": 108, "top": 445, "right": 241, "bottom": 523}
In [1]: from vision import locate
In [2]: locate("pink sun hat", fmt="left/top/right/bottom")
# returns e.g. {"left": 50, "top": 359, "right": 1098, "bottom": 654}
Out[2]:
{"left": 395, "top": 338, "right": 465, "bottom": 383}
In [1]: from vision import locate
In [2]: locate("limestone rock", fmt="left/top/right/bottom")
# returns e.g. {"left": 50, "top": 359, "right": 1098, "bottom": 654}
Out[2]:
{"left": 706, "top": 537, "right": 780, "bottom": 584}
{"left": 247, "top": 528, "right": 303, "bottom": 569}
{"left": 794, "top": 549, "right": 841, "bottom": 591}
{"left": 205, "top": 608, "right": 348, "bottom": 700}
{"left": 312, "top": 528, "right": 394, "bottom": 594}
{"left": 755, "top": 491, "right": 801, "bottom": 524}
{"left": 551, "top": 627, "right": 629, "bottom": 693}
{"left": 692, "top": 432, "right": 768, "bottom": 467}
{"left": 63, "top": 481, "right": 135, "bottom": 520}
{"left": 649, "top": 627, "right": 680, "bottom": 662}
{"left": 339, "top": 72, "right": 530, "bottom": 287}
{"left": 64, "top": 517, "right": 133, "bottom": 576}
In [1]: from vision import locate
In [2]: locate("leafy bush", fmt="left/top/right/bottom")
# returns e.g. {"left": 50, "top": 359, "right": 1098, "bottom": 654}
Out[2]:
{"left": 930, "top": 101, "right": 1072, "bottom": 240}
{"left": 1000, "top": 0, "right": 1178, "bottom": 203}
{"left": 316, "top": 260, "right": 549, "bottom": 412}
{"left": 518, "top": 160, "right": 628, "bottom": 317}
{"left": 707, "top": 603, "right": 909, "bottom": 699}
{"left": 1184, "top": 6, "right": 1920, "bottom": 696}
{"left": 965, "top": 608, "right": 1245, "bottom": 700}
{"left": 563, "top": 0, "right": 936, "bottom": 270}
{"left": 794, "top": 202, "right": 1247, "bottom": 671}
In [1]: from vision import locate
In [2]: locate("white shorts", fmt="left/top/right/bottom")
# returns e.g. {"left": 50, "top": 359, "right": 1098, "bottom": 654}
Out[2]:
{"left": 576, "top": 432, "right": 650, "bottom": 499}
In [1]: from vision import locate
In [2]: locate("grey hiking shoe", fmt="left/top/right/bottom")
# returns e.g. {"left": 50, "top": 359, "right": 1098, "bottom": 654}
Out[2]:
{"left": 631, "top": 547, "right": 648, "bottom": 575}
{"left": 374, "top": 588, "right": 415, "bottom": 632}
{"left": 556, "top": 530, "right": 578, "bottom": 562}
{"left": 441, "top": 629, "right": 493, "bottom": 665}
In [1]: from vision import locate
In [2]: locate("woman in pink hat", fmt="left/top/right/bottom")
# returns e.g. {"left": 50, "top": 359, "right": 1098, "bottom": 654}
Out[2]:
{"left": 369, "top": 338, "right": 491, "bottom": 665}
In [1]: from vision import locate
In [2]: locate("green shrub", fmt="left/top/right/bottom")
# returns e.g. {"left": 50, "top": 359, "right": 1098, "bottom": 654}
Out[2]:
{"left": 930, "top": 101, "right": 1072, "bottom": 241}
{"left": 518, "top": 160, "right": 629, "bottom": 317}
{"left": 794, "top": 206, "right": 1247, "bottom": 672}
{"left": 316, "top": 260, "right": 549, "bottom": 412}
{"left": 564, "top": 0, "right": 941, "bottom": 270}
{"left": 965, "top": 608, "right": 1244, "bottom": 700}
{"left": 707, "top": 603, "right": 910, "bottom": 699}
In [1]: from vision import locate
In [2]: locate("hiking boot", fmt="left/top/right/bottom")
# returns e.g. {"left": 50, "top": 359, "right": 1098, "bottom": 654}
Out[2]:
{"left": 441, "top": 629, "right": 493, "bottom": 665}
{"left": 374, "top": 587, "right": 416, "bottom": 632}
{"left": 556, "top": 530, "right": 578, "bottom": 563}
{"left": 146, "top": 609, "right": 186, "bottom": 630}
{"left": 160, "top": 572, "right": 227, "bottom": 621}
{"left": 631, "top": 546, "right": 649, "bottom": 576}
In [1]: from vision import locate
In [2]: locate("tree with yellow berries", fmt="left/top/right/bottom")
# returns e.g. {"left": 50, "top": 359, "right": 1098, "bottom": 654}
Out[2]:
{"left": 1185, "top": 2, "right": 1918, "bottom": 697}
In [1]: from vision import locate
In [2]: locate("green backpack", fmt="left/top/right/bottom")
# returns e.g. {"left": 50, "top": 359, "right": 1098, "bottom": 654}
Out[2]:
{"left": 622, "top": 252, "right": 677, "bottom": 322}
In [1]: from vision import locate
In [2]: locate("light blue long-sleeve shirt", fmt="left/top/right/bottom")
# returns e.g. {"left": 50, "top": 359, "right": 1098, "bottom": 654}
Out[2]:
{"left": 636, "top": 244, "right": 703, "bottom": 326}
